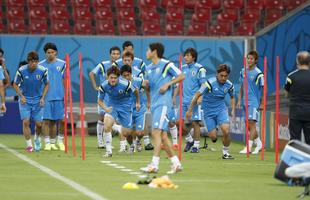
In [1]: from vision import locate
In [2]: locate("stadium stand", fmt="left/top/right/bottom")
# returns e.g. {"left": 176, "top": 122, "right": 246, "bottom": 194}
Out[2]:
{"left": 0, "top": 0, "right": 308, "bottom": 35}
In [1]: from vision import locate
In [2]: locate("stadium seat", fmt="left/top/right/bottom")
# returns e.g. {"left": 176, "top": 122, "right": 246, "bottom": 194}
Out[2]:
{"left": 115, "top": 0, "right": 135, "bottom": 8}
{"left": 264, "top": 8, "right": 283, "bottom": 25}
{"left": 0, "top": 23, "right": 5, "bottom": 33}
{"left": 140, "top": 8, "right": 160, "bottom": 21}
{"left": 223, "top": 0, "right": 244, "bottom": 9}
{"left": 240, "top": 8, "right": 261, "bottom": 23}
{"left": 264, "top": 0, "right": 284, "bottom": 10}
{"left": 138, "top": 0, "right": 157, "bottom": 9}
{"left": 187, "top": 22, "right": 207, "bottom": 36}
{"left": 209, "top": 21, "right": 232, "bottom": 36}
{"left": 96, "top": 20, "right": 115, "bottom": 35}
{"left": 142, "top": 21, "right": 161, "bottom": 35}
{"left": 50, "top": 7, "right": 70, "bottom": 20}
{"left": 72, "top": 0, "right": 90, "bottom": 7}
{"left": 29, "top": 19, "right": 48, "bottom": 34}
{"left": 234, "top": 22, "right": 255, "bottom": 35}
{"left": 95, "top": 7, "right": 113, "bottom": 20}
{"left": 7, "top": 7, "right": 25, "bottom": 20}
{"left": 165, "top": 22, "right": 184, "bottom": 35}
{"left": 51, "top": 20, "right": 71, "bottom": 34}
{"left": 167, "top": 0, "right": 185, "bottom": 8}
{"left": 195, "top": 0, "right": 222, "bottom": 10}
{"left": 8, "top": 19, "right": 27, "bottom": 33}
{"left": 117, "top": 8, "right": 135, "bottom": 21}
{"left": 74, "top": 20, "right": 93, "bottom": 35}
{"left": 73, "top": 7, "right": 93, "bottom": 21}
{"left": 118, "top": 20, "right": 136, "bottom": 35}
{"left": 191, "top": 7, "right": 211, "bottom": 23}
{"left": 284, "top": 0, "right": 305, "bottom": 11}
{"left": 93, "top": 0, "right": 112, "bottom": 8}
{"left": 29, "top": 7, "right": 48, "bottom": 20}
{"left": 49, "top": 0, "right": 67, "bottom": 7}
{"left": 246, "top": 0, "right": 264, "bottom": 10}
{"left": 28, "top": 0, "right": 46, "bottom": 8}
{"left": 166, "top": 9, "right": 184, "bottom": 23}
{"left": 7, "top": 0, "right": 25, "bottom": 7}
{"left": 217, "top": 8, "right": 239, "bottom": 23}
{"left": 185, "top": 0, "right": 196, "bottom": 10}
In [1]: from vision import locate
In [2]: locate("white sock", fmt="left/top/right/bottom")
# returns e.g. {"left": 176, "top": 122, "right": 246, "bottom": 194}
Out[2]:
{"left": 50, "top": 139, "right": 56, "bottom": 144}
{"left": 193, "top": 140, "right": 200, "bottom": 148}
{"left": 44, "top": 136, "right": 50, "bottom": 144}
{"left": 186, "top": 133, "right": 194, "bottom": 143}
{"left": 57, "top": 134, "right": 64, "bottom": 144}
{"left": 112, "top": 123, "right": 122, "bottom": 133}
{"left": 151, "top": 156, "right": 160, "bottom": 167}
{"left": 223, "top": 146, "right": 230, "bottom": 155}
{"left": 254, "top": 137, "right": 262, "bottom": 147}
{"left": 170, "top": 125, "right": 178, "bottom": 145}
{"left": 143, "top": 135, "right": 150, "bottom": 145}
{"left": 249, "top": 140, "right": 253, "bottom": 149}
{"left": 120, "top": 140, "right": 127, "bottom": 150}
{"left": 170, "top": 155, "right": 181, "bottom": 166}
{"left": 34, "top": 133, "right": 41, "bottom": 142}
{"left": 26, "top": 139, "right": 32, "bottom": 147}
{"left": 105, "top": 131, "right": 112, "bottom": 153}
{"left": 97, "top": 120, "right": 104, "bottom": 146}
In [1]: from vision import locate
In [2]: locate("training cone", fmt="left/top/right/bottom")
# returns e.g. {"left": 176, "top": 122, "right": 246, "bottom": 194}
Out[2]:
{"left": 122, "top": 182, "right": 140, "bottom": 190}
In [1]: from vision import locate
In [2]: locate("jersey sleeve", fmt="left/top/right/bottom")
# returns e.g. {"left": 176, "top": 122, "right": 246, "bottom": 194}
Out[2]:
{"left": 98, "top": 85, "right": 105, "bottom": 100}
{"left": 198, "top": 81, "right": 211, "bottom": 95}
{"left": 126, "top": 80, "right": 135, "bottom": 93}
{"left": 228, "top": 84, "right": 235, "bottom": 97}
{"left": 165, "top": 62, "right": 181, "bottom": 78}
{"left": 198, "top": 67, "right": 207, "bottom": 85}
{"left": 92, "top": 63, "right": 103, "bottom": 76}
{"left": 255, "top": 73, "right": 264, "bottom": 87}
{"left": 284, "top": 75, "right": 292, "bottom": 92}
{"left": 61, "top": 63, "right": 66, "bottom": 79}
{"left": 14, "top": 70, "right": 22, "bottom": 85}
{"left": 0, "top": 67, "right": 4, "bottom": 80}
{"left": 239, "top": 69, "right": 244, "bottom": 85}
{"left": 140, "top": 61, "right": 146, "bottom": 74}
{"left": 42, "top": 69, "right": 49, "bottom": 84}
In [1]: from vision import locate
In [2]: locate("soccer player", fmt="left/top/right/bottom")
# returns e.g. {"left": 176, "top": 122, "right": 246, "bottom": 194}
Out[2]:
{"left": 89, "top": 46, "right": 121, "bottom": 149}
{"left": 237, "top": 51, "right": 264, "bottom": 154}
{"left": 40, "top": 43, "right": 66, "bottom": 151}
{"left": 0, "top": 48, "right": 11, "bottom": 89}
{"left": 0, "top": 61, "right": 6, "bottom": 113}
{"left": 13, "top": 51, "right": 49, "bottom": 152}
{"left": 140, "top": 42, "right": 184, "bottom": 174}
{"left": 98, "top": 66, "right": 140, "bottom": 157}
{"left": 186, "top": 64, "right": 235, "bottom": 159}
{"left": 180, "top": 48, "right": 206, "bottom": 153}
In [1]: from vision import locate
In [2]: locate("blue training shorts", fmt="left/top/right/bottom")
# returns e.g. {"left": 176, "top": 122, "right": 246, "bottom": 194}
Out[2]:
{"left": 105, "top": 106, "right": 133, "bottom": 129}
{"left": 204, "top": 108, "right": 229, "bottom": 132}
{"left": 19, "top": 101, "right": 43, "bottom": 122}
{"left": 43, "top": 100, "right": 64, "bottom": 120}
{"left": 178, "top": 103, "right": 202, "bottom": 121}
{"left": 132, "top": 104, "right": 147, "bottom": 131}
{"left": 245, "top": 105, "right": 259, "bottom": 121}
{"left": 151, "top": 105, "right": 169, "bottom": 132}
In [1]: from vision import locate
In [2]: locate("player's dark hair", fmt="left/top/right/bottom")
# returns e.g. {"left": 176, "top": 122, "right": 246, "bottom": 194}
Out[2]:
{"left": 0, "top": 48, "right": 4, "bottom": 55}
{"left": 120, "top": 64, "right": 132, "bottom": 75}
{"left": 122, "top": 50, "right": 134, "bottom": 60}
{"left": 43, "top": 42, "right": 58, "bottom": 52}
{"left": 110, "top": 46, "right": 121, "bottom": 54}
{"left": 217, "top": 64, "right": 230, "bottom": 74}
{"left": 247, "top": 50, "right": 259, "bottom": 63}
{"left": 27, "top": 51, "right": 39, "bottom": 61}
{"left": 297, "top": 51, "right": 310, "bottom": 65}
{"left": 149, "top": 43, "right": 164, "bottom": 58}
{"left": 107, "top": 65, "right": 120, "bottom": 77}
{"left": 122, "top": 41, "right": 133, "bottom": 50}
{"left": 184, "top": 48, "right": 198, "bottom": 62}
{"left": 19, "top": 60, "right": 28, "bottom": 68}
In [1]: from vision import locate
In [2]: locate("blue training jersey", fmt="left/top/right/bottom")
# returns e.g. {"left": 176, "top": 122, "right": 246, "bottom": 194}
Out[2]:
{"left": 99, "top": 77, "right": 135, "bottom": 109}
{"left": 92, "top": 60, "right": 114, "bottom": 84}
{"left": 145, "top": 58, "right": 181, "bottom": 109}
{"left": 115, "top": 57, "right": 146, "bottom": 77}
{"left": 39, "top": 58, "right": 65, "bottom": 101}
{"left": 199, "top": 77, "right": 234, "bottom": 115}
{"left": 182, "top": 62, "right": 206, "bottom": 104}
{"left": 14, "top": 64, "right": 49, "bottom": 103}
{"left": 239, "top": 66, "right": 264, "bottom": 108}
{"left": 0, "top": 66, "right": 4, "bottom": 80}
{"left": 131, "top": 77, "right": 147, "bottom": 111}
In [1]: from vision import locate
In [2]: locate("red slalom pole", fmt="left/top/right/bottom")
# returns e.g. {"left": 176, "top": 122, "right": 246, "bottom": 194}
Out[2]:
{"left": 244, "top": 56, "right": 250, "bottom": 158}
{"left": 79, "top": 53, "right": 85, "bottom": 160}
{"left": 178, "top": 53, "right": 183, "bottom": 161}
{"left": 261, "top": 56, "right": 267, "bottom": 160}
{"left": 64, "top": 54, "right": 69, "bottom": 153}
{"left": 275, "top": 56, "right": 280, "bottom": 163}
{"left": 67, "top": 56, "right": 76, "bottom": 157}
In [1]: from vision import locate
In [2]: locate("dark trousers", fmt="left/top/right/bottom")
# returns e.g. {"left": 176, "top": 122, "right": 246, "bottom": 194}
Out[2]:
{"left": 289, "top": 118, "right": 310, "bottom": 145}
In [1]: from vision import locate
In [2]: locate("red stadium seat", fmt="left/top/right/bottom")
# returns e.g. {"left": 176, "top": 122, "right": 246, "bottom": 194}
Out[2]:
{"left": 166, "top": 9, "right": 184, "bottom": 23}
{"left": 117, "top": 8, "right": 135, "bottom": 21}
{"left": 165, "top": 22, "right": 184, "bottom": 35}
{"left": 264, "top": 8, "right": 283, "bottom": 25}
{"left": 29, "top": 19, "right": 48, "bottom": 34}
{"left": 118, "top": 20, "right": 136, "bottom": 35}
{"left": 72, "top": 0, "right": 90, "bottom": 7}
{"left": 96, "top": 20, "right": 115, "bottom": 35}
{"left": 195, "top": 0, "right": 222, "bottom": 10}
{"left": 246, "top": 0, "right": 264, "bottom": 10}
{"left": 209, "top": 21, "right": 232, "bottom": 36}
{"left": 50, "top": 7, "right": 70, "bottom": 20}
{"left": 7, "top": 7, "right": 25, "bottom": 20}
{"left": 191, "top": 7, "right": 211, "bottom": 23}
{"left": 217, "top": 8, "right": 239, "bottom": 23}
{"left": 95, "top": 7, "right": 113, "bottom": 20}
{"left": 49, "top": 0, "right": 67, "bottom": 7}
{"left": 93, "top": 0, "right": 112, "bottom": 8}
{"left": 140, "top": 8, "right": 160, "bottom": 21}
{"left": 142, "top": 21, "right": 161, "bottom": 35}
{"left": 51, "top": 20, "right": 71, "bottom": 34}
{"left": 185, "top": 0, "right": 196, "bottom": 10}
{"left": 74, "top": 20, "right": 93, "bottom": 35}
{"left": 73, "top": 7, "right": 93, "bottom": 20}
{"left": 234, "top": 22, "right": 255, "bottom": 35}
{"left": 8, "top": 19, "right": 27, "bottom": 33}
{"left": 28, "top": 0, "right": 46, "bottom": 8}
{"left": 240, "top": 8, "right": 261, "bottom": 23}
{"left": 223, "top": 0, "right": 244, "bottom": 9}
{"left": 284, "top": 0, "right": 305, "bottom": 11}
{"left": 138, "top": 0, "right": 157, "bottom": 9}
{"left": 167, "top": 0, "right": 185, "bottom": 8}
{"left": 115, "top": 0, "right": 135, "bottom": 8}
{"left": 29, "top": 7, "right": 48, "bottom": 20}
{"left": 264, "top": 0, "right": 284, "bottom": 10}
{"left": 7, "top": 0, "right": 25, "bottom": 7}
{"left": 0, "top": 23, "right": 5, "bottom": 33}
{"left": 187, "top": 22, "right": 207, "bottom": 36}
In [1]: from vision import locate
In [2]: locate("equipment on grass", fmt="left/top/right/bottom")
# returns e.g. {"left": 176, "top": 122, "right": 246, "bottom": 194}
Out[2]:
{"left": 122, "top": 182, "right": 139, "bottom": 190}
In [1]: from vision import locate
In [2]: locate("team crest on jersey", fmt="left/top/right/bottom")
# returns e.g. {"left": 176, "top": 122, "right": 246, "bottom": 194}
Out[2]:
{"left": 191, "top": 70, "right": 196, "bottom": 76}
{"left": 36, "top": 75, "right": 41, "bottom": 80}
{"left": 155, "top": 68, "right": 160, "bottom": 74}
{"left": 56, "top": 66, "right": 62, "bottom": 71}
{"left": 147, "top": 69, "right": 152, "bottom": 74}
{"left": 223, "top": 88, "right": 228, "bottom": 93}
{"left": 119, "top": 90, "right": 124, "bottom": 94}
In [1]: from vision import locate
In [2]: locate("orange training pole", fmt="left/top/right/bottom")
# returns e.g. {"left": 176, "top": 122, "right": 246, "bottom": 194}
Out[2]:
{"left": 178, "top": 53, "right": 183, "bottom": 161}
{"left": 64, "top": 54, "right": 69, "bottom": 153}
{"left": 261, "top": 56, "right": 267, "bottom": 160}
{"left": 244, "top": 56, "right": 250, "bottom": 158}
{"left": 79, "top": 53, "right": 85, "bottom": 160}
{"left": 275, "top": 56, "right": 280, "bottom": 163}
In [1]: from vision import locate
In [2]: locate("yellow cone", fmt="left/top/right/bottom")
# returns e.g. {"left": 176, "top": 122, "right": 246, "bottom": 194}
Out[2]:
{"left": 122, "top": 182, "right": 139, "bottom": 190}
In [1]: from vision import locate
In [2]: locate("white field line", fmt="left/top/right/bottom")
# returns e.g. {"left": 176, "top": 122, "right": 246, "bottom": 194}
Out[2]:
{"left": 0, "top": 143, "right": 107, "bottom": 200}
{"left": 223, "top": 162, "right": 275, "bottom": 166}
